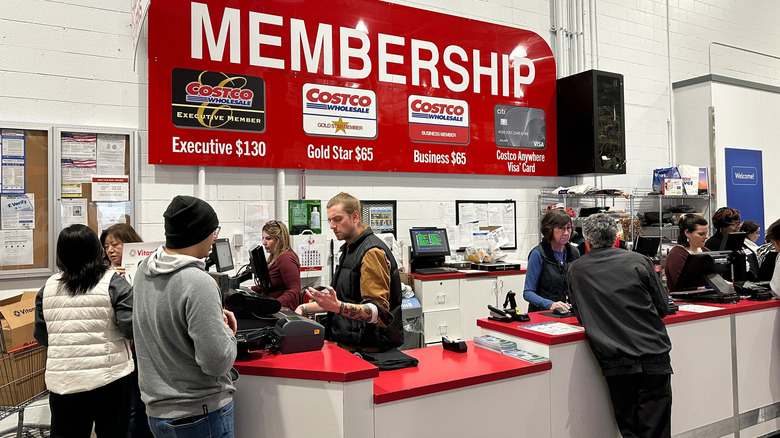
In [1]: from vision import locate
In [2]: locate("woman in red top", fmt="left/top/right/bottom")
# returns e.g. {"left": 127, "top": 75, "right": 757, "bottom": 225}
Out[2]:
{"left": 664, "top": 215, "right": 709, "bottom": 291}
{"left": 260, "top": 220, "right": 302, "bottom": 309}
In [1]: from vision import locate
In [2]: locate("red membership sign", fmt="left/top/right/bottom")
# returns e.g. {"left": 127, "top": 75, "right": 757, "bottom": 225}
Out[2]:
{"left": 148, "top": 0, "right": 558, "bottom": 176}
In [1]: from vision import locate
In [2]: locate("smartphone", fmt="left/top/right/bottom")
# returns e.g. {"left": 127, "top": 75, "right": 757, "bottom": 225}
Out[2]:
{"left": 312, "top": 285, "right": 329, "bottom": 293}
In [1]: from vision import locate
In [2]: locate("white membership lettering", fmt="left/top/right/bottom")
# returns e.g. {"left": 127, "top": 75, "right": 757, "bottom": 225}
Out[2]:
{"left": 172, "top": 137, "right": 267, "bottom": 158}
{"left": 412, "top": 150, "right": 467, "bottom": 166}
{"left": 307, "top": 144, "right": 374, "bottom": 162}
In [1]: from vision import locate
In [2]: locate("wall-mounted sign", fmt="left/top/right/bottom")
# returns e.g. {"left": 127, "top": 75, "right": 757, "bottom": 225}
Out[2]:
{"left": 148, "top": 0, "right": 558, "bottom": 176}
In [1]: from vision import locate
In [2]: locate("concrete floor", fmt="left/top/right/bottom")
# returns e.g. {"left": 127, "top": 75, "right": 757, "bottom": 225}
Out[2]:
{"left": 0, "top": 394, "right": 50, "bottom": 437}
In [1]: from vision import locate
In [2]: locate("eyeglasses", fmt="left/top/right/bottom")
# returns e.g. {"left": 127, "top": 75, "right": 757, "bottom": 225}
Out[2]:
{"left": 214, "top": 226, "right": 221, "bottom": 237}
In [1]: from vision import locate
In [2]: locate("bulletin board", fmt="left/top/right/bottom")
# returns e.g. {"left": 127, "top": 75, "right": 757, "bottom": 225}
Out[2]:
{"left": 0, "top": 127, "right": 52, "bottom": 275}
{"left": 455, "top": 200, "right": 518, "bottom": 250}
{"left": 0, "top": 124, "right": 136, "bottom": 281}
{"left": 54, "top": 128, "right": 135, "bottom": 237}
{"left": 361, "top": 200, "right": 397, "bottom": 238}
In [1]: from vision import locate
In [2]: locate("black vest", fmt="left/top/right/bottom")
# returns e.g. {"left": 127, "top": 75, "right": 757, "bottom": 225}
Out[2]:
{"left": 527, "top": 241, "right": 580, "bottom": 312}
{"left": 327, "top": 228, "right": 403, "bottom": 351}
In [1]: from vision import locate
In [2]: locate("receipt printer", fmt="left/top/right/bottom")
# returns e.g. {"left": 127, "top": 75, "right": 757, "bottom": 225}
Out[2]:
{"left": 268, "top": 310, "right": 326, "bottom": 354}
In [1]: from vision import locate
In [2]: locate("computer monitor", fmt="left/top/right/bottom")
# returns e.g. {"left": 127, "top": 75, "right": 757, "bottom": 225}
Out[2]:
{"left": 210, "top": 238, "right": 234, "bottom": 272}
{"left": 717, "top": 232, "right": 750, "bottom": 282}
{"left": 409, "top": 228, "right": 450, "bottom": 272}
{"left": 633, "top": 235, "right": 661, "bottom": 257}
{"left": 410, "top": 228, "right": 450, "bottom": 258}
{"left": 249, "top": 245, "right": 272, "bottom": 292}
{"left": 676, "top": 250, "right": 734, "bottom": 296}
{"left": 719, "top": 232, "right": 747, "bottom": 251}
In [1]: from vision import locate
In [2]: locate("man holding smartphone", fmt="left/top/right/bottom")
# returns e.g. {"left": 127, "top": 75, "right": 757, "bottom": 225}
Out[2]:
{"left": 295, "top": 192, "right": 403, "bottom": 352}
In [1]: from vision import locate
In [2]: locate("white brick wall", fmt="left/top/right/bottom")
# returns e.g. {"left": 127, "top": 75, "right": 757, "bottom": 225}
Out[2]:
{"left": 1, "top": 0, "right": 779, "bottom": 291}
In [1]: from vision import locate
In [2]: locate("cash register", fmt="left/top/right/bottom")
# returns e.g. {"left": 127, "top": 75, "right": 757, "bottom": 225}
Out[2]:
{"left": 669, "top": 250, "right": 739, "bottom": 303}
{"left": 718, "top": 232, "right": 772, "bottom": 299}
{"left": 209, "top": 242, "right": 325, "bottom": 356}
{"left": 409, "top": 227, "right": 458, "bottom": 274}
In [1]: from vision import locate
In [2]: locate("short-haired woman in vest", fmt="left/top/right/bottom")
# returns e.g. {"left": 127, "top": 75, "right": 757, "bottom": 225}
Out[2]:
{"left": 523, "top": 209, "right": 580, "bottom": 312}
{"left": 34, "top": 224, "right": 134, "bottom": 438}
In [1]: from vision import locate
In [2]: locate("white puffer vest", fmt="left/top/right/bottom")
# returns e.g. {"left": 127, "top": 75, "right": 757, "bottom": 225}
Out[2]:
{"left": 42, "top": 270, "right": 134, "bottom": 394}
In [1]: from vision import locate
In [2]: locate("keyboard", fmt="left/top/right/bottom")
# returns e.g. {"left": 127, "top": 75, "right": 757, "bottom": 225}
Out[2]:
{"left": 734, "top": 281, "right": 771, "bottom": 295}
{"left": 414, "top": 267, "right": 459, "bottom": 275}
{"left": 669, "top": 289, "right": 708, "bottom": 298}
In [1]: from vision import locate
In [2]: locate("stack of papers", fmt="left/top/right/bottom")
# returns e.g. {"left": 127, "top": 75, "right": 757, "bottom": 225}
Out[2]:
{"left": 502, "top": 349, "right": 549, "bottom": 364}
{"left": 473, "top": 335, "right": 517, "bottom": 353}
{"left": 520, "top": 321, "right": 585, "bottom": 335}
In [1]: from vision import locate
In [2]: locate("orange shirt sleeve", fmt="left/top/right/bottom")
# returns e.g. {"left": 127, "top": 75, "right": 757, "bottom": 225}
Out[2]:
{"left": 359, "top": 247, "right": 391, "bottom": 312}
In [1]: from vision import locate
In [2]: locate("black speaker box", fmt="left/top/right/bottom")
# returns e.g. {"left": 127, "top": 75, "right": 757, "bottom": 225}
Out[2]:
{"left": 556, "top": 69, "right": 626, "bottom": 175}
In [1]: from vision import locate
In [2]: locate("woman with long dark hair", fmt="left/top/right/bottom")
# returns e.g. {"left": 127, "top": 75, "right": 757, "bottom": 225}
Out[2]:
{"left": 34, "top": 224, "right": 134, "bottom": 438}
{"left": 664, "top": 214, "right": 710, "bottom": 291}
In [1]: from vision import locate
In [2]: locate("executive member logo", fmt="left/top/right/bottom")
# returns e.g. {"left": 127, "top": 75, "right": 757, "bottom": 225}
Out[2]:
{"left": 171, "top": 68, "right": 266, "bottom": 132}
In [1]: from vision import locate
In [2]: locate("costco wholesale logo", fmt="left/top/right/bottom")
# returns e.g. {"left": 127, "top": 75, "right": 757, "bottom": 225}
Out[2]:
{"left": 185, "top": 82, "right": 254, "bottom": 107}
{"left": 407, "top": 95, "right": 469, "bottom": 145}
{"left": 171, "top": 68, "right": 266, "bottom": 132}
{"left": 302, "top": 83, "right": 377, "bottom": 139}
{"left": 731, "top": 166, "right": 757, "bottom": 186}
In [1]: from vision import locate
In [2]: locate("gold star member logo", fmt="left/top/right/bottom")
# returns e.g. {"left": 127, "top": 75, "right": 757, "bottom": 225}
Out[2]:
{"left": 332, "top": 116, "right": 349, "bottom": 134}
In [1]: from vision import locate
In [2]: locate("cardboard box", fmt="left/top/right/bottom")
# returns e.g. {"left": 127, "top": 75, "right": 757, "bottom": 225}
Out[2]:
{"left": 662, "top": 178, "right": 684, "bottom": 196}
{"left": 0, "top": 344, "right": 46, "bottom": 407}
{"left": 0, "top": 291, "right": 38, "bottom": 352}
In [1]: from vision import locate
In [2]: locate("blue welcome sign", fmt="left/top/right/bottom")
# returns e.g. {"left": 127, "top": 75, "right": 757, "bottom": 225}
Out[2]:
{"left": 725, "top": 148, "right": 765, "bottom": 236}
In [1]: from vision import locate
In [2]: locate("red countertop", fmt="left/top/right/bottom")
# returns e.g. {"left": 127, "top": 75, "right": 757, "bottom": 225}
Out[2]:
{"left": 478, "top": 298, "right": 780, "bottom": 346}
{"left": 478, "top": 311, "right": 586, "bottom": 345}
{"left": 410, "top": 269, "right": 526, "bottom": 281}
{"left": 234, "top": 340, "right": 552, "bottom": 405}
{"left": 234, "top": 341, "right": 379, "bottom": 382}
{"left": 373, "top": 341, "right": 551, "bottom": 404}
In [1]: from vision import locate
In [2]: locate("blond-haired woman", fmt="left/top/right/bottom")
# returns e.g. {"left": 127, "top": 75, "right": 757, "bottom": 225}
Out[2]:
{"left": 258, "top": 220, "right": 302, "bottom": 309}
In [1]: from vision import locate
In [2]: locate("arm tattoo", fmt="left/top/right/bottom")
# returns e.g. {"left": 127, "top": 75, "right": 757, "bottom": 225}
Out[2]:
{"left": 342, "top": 302, "right": 374, "bottom": 322}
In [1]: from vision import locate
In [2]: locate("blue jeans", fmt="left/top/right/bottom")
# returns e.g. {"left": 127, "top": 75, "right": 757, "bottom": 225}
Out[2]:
{"left": 148, "top": 401, "right": 234, "bottom": 438}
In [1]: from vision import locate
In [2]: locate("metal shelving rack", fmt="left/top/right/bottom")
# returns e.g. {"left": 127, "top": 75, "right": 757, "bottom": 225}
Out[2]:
{"left": 537, "top": 188, "right": 636, "bottom": 241}
{"left": 631, "top": 189, "right": 714, "bottom": 243}
{"left": 538, "top": 188, "right": 714, "bottom": 248}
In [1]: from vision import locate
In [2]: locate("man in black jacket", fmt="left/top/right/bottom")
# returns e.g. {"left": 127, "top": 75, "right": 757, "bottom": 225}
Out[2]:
{"left": 297, "top": 192, "right": 403, "bottom": 352}
{"left": 567, "top": 213, "right": 672, "bottom": 438}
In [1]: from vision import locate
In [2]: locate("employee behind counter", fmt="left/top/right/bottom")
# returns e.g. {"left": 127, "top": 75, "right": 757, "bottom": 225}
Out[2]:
{"left": 296, "top": 192, "right": 404, "bottom": 353}
{"left": 664, "top": 215, "right": 710, "bottom": 292}
{"left": 523, "top": 209, "right": 580, "bottom": 312}
{"left": 254, "top": 220, "right": 302, "bottom": 310}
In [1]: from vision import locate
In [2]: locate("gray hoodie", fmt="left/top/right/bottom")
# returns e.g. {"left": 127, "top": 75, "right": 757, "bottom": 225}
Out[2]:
{"left": 132, "top": 246, "right": 237, "bottom": 419}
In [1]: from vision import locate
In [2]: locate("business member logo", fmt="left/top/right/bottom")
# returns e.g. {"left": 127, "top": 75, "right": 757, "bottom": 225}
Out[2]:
{"left": 731, "top": 166, "right": 757, "bottom": 186}
{"left": 302, "top": 83, "right": 377, "bottom": 139}
{"left": 408, "top": 95, "right": 469, "bottom": 145}
{"left": 172, "top": 68, "right": 265, "bottom": 132}
{"left": 494, "top": 105, "right": 546, "bottom": 149}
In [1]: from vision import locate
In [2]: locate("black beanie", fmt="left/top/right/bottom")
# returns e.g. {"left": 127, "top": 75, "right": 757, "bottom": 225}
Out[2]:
{"left": 163, "top": 195, "right": 219, "bottom": 249}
